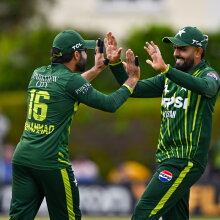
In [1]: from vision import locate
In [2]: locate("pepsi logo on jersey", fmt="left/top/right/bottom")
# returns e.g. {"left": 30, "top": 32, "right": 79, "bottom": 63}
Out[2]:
{"left": 158, "top": 170, "right": 173, "bottom": 182}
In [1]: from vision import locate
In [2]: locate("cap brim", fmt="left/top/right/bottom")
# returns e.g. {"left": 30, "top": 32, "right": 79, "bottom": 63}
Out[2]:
{"left": 162, "top": 37, "right": 190, "bottom": 46}
{"left": 84, "top": 40, "right": 96, "bottom": 49}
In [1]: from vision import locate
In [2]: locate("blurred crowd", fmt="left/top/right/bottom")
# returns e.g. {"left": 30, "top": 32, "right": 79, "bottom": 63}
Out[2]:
{"left": 72, "top": 156, "right": 152, "bottom": 184}
{"left": 0, "top": 110, "right": 13, "bottom": 185}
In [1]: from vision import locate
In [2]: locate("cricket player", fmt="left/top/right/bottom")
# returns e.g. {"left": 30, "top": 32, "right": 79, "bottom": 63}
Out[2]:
{"left": 106, "top": 27, "right": 220, "bottom": 220}
{"left": 9, "top": 30, "right": 140, "bottom": 220}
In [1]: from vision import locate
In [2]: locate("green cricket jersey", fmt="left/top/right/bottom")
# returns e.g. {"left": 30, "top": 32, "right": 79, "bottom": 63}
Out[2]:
{"left": 13, "top": 63, "right": 131, "bottom": 170}
{"left": 110, "top": 60, "right": 220, "bottom": 168}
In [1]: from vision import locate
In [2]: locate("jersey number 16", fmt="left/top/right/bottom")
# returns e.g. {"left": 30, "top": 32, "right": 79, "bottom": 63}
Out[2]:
{"left": 28, "top": 89, "right": 50, "bottom": 121}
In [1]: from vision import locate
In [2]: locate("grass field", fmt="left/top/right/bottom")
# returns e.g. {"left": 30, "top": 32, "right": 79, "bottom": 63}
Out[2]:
{"left": 1, "top": 216, "right": 220, "bottom": 220}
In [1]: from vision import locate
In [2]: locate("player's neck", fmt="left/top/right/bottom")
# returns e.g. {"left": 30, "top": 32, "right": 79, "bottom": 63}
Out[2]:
{"left": 63, "top": 60, "right": 76, "bottom": 72}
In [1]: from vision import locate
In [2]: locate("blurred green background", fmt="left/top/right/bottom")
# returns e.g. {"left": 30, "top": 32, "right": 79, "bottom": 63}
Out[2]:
{"left": 1, "top": 215, "right": 219, "bottom": 220}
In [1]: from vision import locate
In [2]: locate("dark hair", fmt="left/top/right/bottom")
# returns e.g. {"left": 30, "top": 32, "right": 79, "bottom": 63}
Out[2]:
{"left": 201, "top": 49, "right": 206, "bottom": 59}
{"left": 50, "top": 48, "right": 73, "bottom": 63}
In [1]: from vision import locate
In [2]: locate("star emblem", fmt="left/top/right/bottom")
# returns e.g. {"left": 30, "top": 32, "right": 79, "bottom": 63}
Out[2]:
{"left": 73, "top": 178, "right": 78, "bottom": 186}
{"left": 164, "top": 85, "right": 170, "bottom": 93}
{"left": 180, "top": 87, "right": 187, "bottom": 91}
{"left": 176, "top": 28, "right": 186, "bottom": 37}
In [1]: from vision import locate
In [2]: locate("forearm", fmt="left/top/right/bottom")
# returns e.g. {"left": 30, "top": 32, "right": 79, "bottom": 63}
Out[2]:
{"left": 166, "top": 67, "right": 219, "bottom": 97}
{"left": 81, "top": 67, "right": 102, "bottom": 82}
{"left": 132, "top": 75, "right": 165, "bottom": 98}
{"left": 96, "top": 86, "right": 132, "bottom": 112}
{"left": 68, "top": 74, "right": 132, "bottom": 113}
{"left": 110, "top": 62, "right": 164, "bottom": 98}
{"left": 78, "top": 86, "right": 132, "bottom": 113}
{"left": 110, "top": 62, "right": 128, "bottom": 85}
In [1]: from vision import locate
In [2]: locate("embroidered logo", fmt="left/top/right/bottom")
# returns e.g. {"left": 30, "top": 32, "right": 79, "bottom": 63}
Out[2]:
{"left": 158, "top": 170, "right": 173, "bottom": 182}
{"left": 176, "top": 28, "right": 186, "bottom": 37}
{"left": 207, "top": 72, "right": 218, "bottom": 81}
{"left": 72, "top": 43, "right": 83, "bottom": 50}
{"left": 191, "top": 39, "right": 202, "bottom": 47}
{"left": 164, "top": 85, "right": 170, "bottom": 93}
{"left": 75, "top": 83, "right": 91, "bottom": 94}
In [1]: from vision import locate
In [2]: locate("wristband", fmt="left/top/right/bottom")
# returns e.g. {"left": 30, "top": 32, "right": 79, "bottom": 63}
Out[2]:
{"left": 123, "top": 83, "right": 133, "bottom": 94}
{"left": 161, "top": 64, "right": 170, "bottom": 74}
{"left": 109, "top": 59, "right": 122, "bottom": 66}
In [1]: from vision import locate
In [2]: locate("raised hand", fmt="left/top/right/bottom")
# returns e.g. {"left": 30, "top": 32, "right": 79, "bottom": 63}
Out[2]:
{"left": 93, "top": 38, "right": 108, "bottom": 71}
{"left": 81, "top": 39, "right": 107, "bottom": 82}
{"left": 144, "top": 41, "right": 168, "bottom": 72}
{"left": 125, "top": 49, "right": 140, "bottom": 80}
{"left": 104, "top": 32, "right": 123, "bottom": 64}
{"left": 122, "top": 49, "right": 140, "bottom": 91}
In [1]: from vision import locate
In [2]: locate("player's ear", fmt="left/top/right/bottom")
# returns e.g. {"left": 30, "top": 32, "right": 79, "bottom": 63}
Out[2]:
{"left": 195, "top": 47, "right": 203, "bottom": 59}
{"left": 73, "top": 51, "right": 81, "bottom": 61}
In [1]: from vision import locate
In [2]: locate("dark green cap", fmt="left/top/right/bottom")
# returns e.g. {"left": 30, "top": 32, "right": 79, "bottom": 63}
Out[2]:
{"left": 163, "top": 26, "right": 208, "bottom": 50}
{"left": 52, "top": 30, "right": 96, "bottom": 56}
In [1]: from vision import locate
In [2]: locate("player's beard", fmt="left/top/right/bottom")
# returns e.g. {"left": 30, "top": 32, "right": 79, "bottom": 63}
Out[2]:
{"left": 174, "top": 55, "right": 194, "bottom": 72}
{"left": 76, "top": 55, "right": 87, "bottom": 72}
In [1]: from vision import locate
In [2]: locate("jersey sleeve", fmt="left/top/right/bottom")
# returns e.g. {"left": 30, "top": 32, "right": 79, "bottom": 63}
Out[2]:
{"left": 66, "top": 74, "right": 131, "bottom": 112}
{"left": 132, "top": 75, "right": 165, "bottom": 98}
{"left": 166, "top": 67, "right": 220, "bottom": 98}
{"left": 110, "top": 62, "right": 129, "bottom": 85}
{"left": 110, "top": 62, "right": 165, "bottom": 98}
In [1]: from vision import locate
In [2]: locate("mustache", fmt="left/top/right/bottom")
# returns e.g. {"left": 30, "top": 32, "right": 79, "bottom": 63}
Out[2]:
{"left": 175, "top": 56, "right": 184, "bottom": 60}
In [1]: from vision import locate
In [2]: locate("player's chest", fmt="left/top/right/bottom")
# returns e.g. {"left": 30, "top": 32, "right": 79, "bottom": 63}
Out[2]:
{"left": 161, "top": 82, "right": 189, "bottom": 110}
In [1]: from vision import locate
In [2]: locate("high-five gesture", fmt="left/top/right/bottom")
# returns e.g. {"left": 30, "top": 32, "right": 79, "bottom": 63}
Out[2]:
{"left": 144, "top": 41, "right": 168, "bottom": 72}
{"left": 104, "top": 32, "right": 123, "bottom": 64}
{"left": 93, "top": 38, "right": 108, "bottom": 71}
{"left": 123, "top": 49, "right": 140, "bottom": 91}
{"left": 82, "top": 38, "right": 107, "bottom": 81}
{"left": 125, "top": 49, "right": 140, "bottom": 79}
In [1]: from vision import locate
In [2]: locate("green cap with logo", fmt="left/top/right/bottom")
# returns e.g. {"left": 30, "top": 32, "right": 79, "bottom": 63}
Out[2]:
{"left": 52, "top": 30, "right": 96, "bottom": 56}
{"left": 162, "top": 26, "right": 208, "bottom": 51}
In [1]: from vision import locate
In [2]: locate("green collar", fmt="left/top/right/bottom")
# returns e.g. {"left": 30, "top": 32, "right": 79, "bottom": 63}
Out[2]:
{"left": 188, "top": 60, "right": 208, "bottom": 75}
{"left": 51, "top": 62, "right": 73, "bottom": 72}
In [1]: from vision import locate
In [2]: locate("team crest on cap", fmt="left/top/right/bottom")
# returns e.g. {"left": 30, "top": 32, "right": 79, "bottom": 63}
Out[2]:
{"left": 176, "top": 28, "right": 186, "bottom": 37}
{"left": 207, "top": 72, "right": 218, "bottom": 81}
{"left": 191, "top": 39, "right": 202, "bottom": 47}
{"left": 158, "top": 170, "right": 173, "bottom": 182}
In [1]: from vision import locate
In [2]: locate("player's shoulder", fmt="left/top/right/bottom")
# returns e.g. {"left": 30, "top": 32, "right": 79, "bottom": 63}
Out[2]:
{"left": 200, "top": 61, "right": 219, "bottom": 80}
{"left": 52, "top": 64, "right": 81, "bottom": 80}
{"left": 34, "top": 65, "right": 51, "bottom": 73}
{"left": 68, "top": 72, "right": 87, "bottom": 86}
{"left": 37, "top": 63, "right": 73, "bottom": 76}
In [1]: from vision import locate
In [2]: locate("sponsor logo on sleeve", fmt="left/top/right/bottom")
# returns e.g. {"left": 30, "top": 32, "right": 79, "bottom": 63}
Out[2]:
{"left": 207, "top": 72, "right": 218, "bottom": 81}
{"left": 158, "top": 170, "right": 173, "bottom": 182}
{"left": 75, "top": 83, "right": 91, "bottom": 94}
